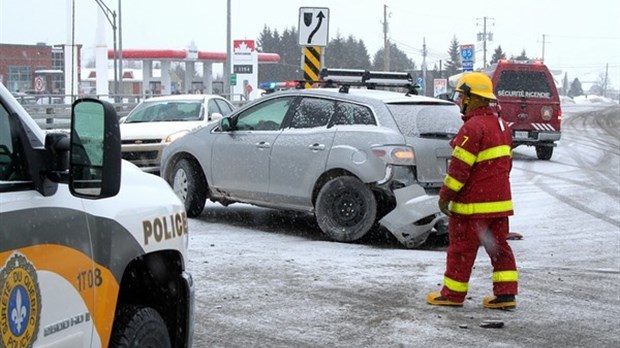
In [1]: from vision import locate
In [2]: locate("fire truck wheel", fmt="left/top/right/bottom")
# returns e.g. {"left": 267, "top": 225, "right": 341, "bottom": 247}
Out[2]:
{"left": 110, "top": 305, "right": 171, "bottom": 348}
{"left": 535, "top": 145, "right": 554, "bottom": 160}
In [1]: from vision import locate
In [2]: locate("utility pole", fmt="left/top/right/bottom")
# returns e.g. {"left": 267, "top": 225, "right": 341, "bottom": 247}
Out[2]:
{"left": 224, "top": 0, "right": 231, "bottom": 99}
{"left": 476, "top": 17, "right": 494, "bottom": 68}
{"left": 382, "top": 4, "right": 390, "bottom": 71}
{"left": 422, "top": 37, "right": 427, "bottom": 96}
{"left": 539, "top": 34, "right": 550, "bottom": 62}
{"left": 603, "top": 63, "right": 609, "bottom": 97}
{"left": 95, "top": 0, "right": 118, "bottom": 97}
{"left": 118, "top": 0, "right": 123, "bottom": 99}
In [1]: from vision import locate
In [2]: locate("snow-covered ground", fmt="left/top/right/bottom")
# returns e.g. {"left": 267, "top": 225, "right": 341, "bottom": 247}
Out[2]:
{"left": 187, "top": 101, "right": 620, "bottom": 347}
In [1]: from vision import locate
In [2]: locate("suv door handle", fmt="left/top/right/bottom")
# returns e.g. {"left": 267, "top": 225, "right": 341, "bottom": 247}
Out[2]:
{"left": 308, "top": 143, "right": 326, "bottom": 151}
{"left": 256, "top": 141, "right": 271, "bottom": 149}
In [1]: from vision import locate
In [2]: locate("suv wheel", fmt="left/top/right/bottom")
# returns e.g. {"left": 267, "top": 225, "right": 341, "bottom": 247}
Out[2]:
{"left": 172, "top": 159, "right": 207, "bottom": 217}
{"left": 315, "top": 176, "right": 377, "bottom": 242}
{"left": 535, "top": 145, "right": 553, "bottom": 160}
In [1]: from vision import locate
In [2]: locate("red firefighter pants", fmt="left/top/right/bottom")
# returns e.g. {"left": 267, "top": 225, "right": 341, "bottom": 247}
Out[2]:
{"left": 440, "top": 216, "right": 518, "bottom": 302}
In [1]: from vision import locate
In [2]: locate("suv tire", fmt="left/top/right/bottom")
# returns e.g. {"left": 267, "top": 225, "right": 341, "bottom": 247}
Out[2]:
{"left": 315, "top": 176, "right": 377, "bottom": 242}
{"left": 172, "top": 159, "right": 207, "bottom": 217}
{"left": 110, "top": 305, "right": 171, "bottom": 348}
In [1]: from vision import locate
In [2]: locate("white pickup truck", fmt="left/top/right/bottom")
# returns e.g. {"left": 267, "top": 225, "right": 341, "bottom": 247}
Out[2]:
{"left": 0, "top": 82, "right": 194, "bottom": 348}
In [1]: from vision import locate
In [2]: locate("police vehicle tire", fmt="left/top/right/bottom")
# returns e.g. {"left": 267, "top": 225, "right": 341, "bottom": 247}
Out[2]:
{"left": 535, "top": 145, "right": 553, "bottom": 160}
{"left": 172, "top": 159, "right": 207, "bottom": 217}
{"left": 110, "top": 305, "right": 171, "bottom": 348}
{"left": 315, "top": 176, "right": 377, "bottom": 242}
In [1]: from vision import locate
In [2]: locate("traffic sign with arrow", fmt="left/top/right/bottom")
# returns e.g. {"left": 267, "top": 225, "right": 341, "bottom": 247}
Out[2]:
{"left": 298, "top": 7, "right": 329, "bottom": 47}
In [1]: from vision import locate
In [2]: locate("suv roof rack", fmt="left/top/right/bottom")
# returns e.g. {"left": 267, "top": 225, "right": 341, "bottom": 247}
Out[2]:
{"left": 316, "top": 68, "right": 420, "bottom": 95}
{"left": 280, "top": 68, "right": 420, "bottom": 95}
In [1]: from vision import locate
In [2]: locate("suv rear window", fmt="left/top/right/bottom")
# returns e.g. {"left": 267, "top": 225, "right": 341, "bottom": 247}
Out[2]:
{"left": 496, "top": 70, "right": 554, "bottom": 98}
{"left": 387, "top": 103, "right": 462, "bottom": 139}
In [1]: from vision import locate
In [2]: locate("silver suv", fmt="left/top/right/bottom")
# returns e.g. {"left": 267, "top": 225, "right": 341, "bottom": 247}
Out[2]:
{"left": 161, "top": 70, "right": 462, "bottom": 248}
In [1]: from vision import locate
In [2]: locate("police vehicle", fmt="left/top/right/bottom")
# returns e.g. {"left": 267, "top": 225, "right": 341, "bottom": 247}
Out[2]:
{"left": 0, "top": 82, "right": 194, "bottom": 348}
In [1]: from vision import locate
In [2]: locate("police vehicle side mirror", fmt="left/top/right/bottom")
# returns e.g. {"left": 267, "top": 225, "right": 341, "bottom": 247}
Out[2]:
{"left": 69, "top": 98, "right": 121, "bottom": 199}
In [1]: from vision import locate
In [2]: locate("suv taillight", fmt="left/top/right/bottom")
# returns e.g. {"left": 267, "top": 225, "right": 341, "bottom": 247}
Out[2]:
{"left": 372, "top": 146, "right": 415, "bottom": 165}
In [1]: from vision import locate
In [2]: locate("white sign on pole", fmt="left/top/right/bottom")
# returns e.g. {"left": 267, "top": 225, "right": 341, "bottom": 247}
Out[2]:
{"left": 34, "top": 76, "right": 45, "bottom": 92}
{"left": 298, "top": 7, "right": 329, "bottom": 46}
{"left": 434, "top": 79, "right": 448, "bottom": 96}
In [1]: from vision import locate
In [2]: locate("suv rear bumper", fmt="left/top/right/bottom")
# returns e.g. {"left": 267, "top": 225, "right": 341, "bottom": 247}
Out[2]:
{"left": 379, "top": 184, "right": 447, "bottom": 248}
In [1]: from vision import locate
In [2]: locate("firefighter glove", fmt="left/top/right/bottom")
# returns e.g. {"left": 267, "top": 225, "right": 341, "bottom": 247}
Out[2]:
{"left": 438, "top": 198, "right": 451, "bottom": 217}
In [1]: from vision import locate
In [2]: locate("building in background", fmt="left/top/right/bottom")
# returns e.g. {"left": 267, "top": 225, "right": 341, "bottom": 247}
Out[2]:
{"left": 0, "top": 43, "right": 81, "bottom": 94}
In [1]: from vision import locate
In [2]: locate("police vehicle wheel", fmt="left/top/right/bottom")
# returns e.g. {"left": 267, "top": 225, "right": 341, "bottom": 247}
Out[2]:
{"left": 172, "top": 159, "right": 207, "bottom": 217}
{"left": 110, "top": 305, "right": 171, "bottom": 348}
{"left": 315, "top": 176, "right": 377, "bottom": 242}
{"left": 535, "top": 145, "right": 553, "bottom": 160}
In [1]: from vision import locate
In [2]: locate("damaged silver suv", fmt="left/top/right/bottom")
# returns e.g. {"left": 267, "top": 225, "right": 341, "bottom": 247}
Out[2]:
{"left": 160, "top": 69, "right": 461, "bottom": 248}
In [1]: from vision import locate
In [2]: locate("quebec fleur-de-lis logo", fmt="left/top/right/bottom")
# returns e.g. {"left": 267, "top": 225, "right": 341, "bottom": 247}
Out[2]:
{"left": 11, "top": 287, "right": 28, "bottom": 335}
{"left": 1, "top": 253, "right": 41, "bottom": 348}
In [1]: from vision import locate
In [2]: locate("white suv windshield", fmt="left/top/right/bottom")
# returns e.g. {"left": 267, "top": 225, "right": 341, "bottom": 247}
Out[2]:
{"left": 387, "top": 103, "right": 462, "bottom": 138}
{"left": 125, "top": 101, "right": 203, "bottom": 123}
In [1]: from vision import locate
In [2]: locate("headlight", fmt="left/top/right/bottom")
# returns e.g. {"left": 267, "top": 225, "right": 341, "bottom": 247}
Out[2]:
{"left": 165, "top": 130, "right": 190, "bottom": 143}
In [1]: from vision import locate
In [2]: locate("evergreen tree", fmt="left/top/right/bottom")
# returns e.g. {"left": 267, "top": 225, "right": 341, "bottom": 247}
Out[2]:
{"left": 444, "top": 36, "right": 461, "bottom": 77}
{"left": 490, "top": 45, "right": 506, "bottom": 64}
{"left": 512, "top": 49, "right": 529, "bottom": 61}
{"left": 561, "top": 72, "right": 569, "bottom": 96}
{"left": 371, "top": 43, "right": 416, "bottom": 72}
{"left": 568, "top": 77, "right": 584, "bottom": 97}
{"left": 325, "top": 33, "right": 347, "bottom": 69}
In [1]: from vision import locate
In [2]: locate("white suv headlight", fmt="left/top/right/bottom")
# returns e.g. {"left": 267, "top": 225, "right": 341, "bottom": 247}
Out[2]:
{"left": 165, "top": 130, "right": 190, "bottom": 143}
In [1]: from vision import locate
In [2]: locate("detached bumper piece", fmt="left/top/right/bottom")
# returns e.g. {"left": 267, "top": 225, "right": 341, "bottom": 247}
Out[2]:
{"left": 379, "top": 185, "right": 448, "bottom": 248}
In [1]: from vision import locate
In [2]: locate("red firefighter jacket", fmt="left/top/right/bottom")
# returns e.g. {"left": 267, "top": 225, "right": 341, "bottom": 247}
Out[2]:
{"left": 439, "top": 106, "right": 514, "bottom": 218}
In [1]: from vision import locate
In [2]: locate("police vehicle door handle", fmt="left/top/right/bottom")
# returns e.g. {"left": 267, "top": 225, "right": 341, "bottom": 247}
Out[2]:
{"left": 308, "top": 143, "right": 326, "bottom": 151}
{"left": 256, "top": 141, "right": 271, "bottom": 149}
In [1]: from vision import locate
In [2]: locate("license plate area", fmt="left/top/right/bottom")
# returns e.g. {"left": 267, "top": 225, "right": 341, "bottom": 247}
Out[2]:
{"left": 515, "top": 131, "right": 529, "bottom": 139}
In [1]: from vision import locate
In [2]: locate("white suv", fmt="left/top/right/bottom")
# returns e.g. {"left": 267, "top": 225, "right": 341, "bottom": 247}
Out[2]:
{"left": 120, "top": 94, "right": 235, "bottom": 173}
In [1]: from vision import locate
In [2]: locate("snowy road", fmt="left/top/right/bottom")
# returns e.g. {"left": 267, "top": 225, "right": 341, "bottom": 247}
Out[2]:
{"left": 187, "top": 103, "right": 620, "bottom": 347}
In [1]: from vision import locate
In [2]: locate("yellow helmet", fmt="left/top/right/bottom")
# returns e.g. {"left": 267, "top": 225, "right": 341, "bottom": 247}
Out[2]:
{"left": 455, "top": 72, "right": 496, "bottom": 100}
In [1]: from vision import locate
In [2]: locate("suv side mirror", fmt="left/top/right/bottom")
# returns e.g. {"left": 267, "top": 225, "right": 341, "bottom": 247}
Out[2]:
{"left": 220, "top": 117, "right": 233, "bottom": 131}
{"left": 70, "top": 98, "right": 121, "bottom": 198}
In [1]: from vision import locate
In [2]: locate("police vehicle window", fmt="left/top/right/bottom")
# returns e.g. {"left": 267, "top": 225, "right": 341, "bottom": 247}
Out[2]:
{"left": 214, "top": 99, "right": 234, "bottom": 115}
{"left": 289, "top": 97, "right": 334, "bottom": 129}
{"left": 0, "top": 104, "right": 28, "bottom": 182}
{"left": 235, "top": 97, "right": 294, "bottom": 131}
{"left": 496, "top": 71, "right": 552, "bottom": 95}
{"left": 333, "top": 102, "right": 375, "bottom": 126}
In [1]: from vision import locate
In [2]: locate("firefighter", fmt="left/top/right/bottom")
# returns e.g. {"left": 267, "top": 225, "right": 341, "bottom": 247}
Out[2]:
{"left": 427, "top": 72, "right": 518, "bottom": 309}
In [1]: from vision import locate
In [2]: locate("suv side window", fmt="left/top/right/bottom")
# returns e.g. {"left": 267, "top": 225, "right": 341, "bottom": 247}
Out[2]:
{"left": 289, "top": 97, "right": 335, "bottom": 128}
{"left": 235, "top": 96, "right": 294, "bottom": 131}
{"left": 0, "top": 104, "right": 29, "bottom": 183}
{"left": 333, "top": 102, "right": 376, "bottom": 126}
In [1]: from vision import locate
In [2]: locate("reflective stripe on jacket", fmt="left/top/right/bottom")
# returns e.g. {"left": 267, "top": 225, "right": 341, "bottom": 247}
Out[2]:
{"left": 439, "top": 106, "right": 514, "bottom": 218}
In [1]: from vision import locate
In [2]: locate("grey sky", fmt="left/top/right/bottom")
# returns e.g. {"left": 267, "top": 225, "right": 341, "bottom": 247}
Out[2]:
{"left": 1, "top": 0, "right": 618, "bottom": 85}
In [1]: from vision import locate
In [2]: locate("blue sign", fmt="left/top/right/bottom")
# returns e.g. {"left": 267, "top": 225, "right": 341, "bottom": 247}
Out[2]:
{"left": 416, "top": 77, "right": 423, "bottom": 85}
{"left": 462, "top": 61, "right": 474, "bottom": 72}
{"left": 460, "top": 44, "right": 475, "bottom": 63}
